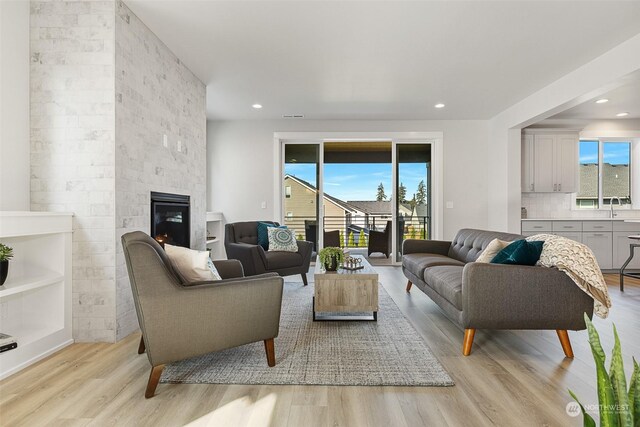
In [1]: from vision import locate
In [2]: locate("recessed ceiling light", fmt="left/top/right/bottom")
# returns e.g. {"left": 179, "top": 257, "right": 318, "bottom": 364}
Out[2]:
{"left": 595, "top": 98, "right": 609, "bottom": 104}
{"left": 434, "top": 103, "right": 445, "bottom": 109}
{"left": 252, "top": 104, "right": 262, "bottom": 109}
{"left": 616, "top": 112, "right": 629, "bottom": 117}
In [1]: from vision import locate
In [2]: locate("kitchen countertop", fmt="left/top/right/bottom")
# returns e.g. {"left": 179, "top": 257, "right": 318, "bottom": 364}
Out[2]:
{"left": 521, "top": 218, "right": 640, "bottom": 221}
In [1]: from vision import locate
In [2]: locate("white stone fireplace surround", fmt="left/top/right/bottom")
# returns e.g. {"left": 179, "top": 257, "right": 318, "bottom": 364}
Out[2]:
{"left": 30, "top": 1, "right": 206, "bottom": 342}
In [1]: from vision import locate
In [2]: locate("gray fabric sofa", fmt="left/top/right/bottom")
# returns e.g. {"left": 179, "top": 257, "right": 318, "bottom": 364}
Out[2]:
{"left": 402, "top": 229, "right": 594, "bottom": 357}
{"left": 225, "top": 221, "right": 313, "bottom": 285}
{"left": 122, "top": 231, "right": 284, "bottom": 398}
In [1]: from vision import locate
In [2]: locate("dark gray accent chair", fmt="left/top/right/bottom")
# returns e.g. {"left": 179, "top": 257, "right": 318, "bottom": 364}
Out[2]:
{"left": 122, "top": 231, "right": 284, "bottom": 398}
{"left": 224, "top": 221, "right": 313, "bottom": 286}
{"left": 402, "top": 228, "right": 594, "bottom": 358}
{"left": 368, "top": 220, "right": 392, "bottom": 258}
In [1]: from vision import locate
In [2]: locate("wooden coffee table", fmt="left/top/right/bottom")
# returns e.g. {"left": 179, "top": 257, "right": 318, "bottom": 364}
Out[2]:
{"left": 313, "top": 254, "right": 379, "bottom": 321}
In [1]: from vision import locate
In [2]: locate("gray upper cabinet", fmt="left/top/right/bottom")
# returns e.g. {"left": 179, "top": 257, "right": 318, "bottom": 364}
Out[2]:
{"left": 521, "top": 134, "right": 535, "bottom": 192}
{"left": 522, "top": 130, "right": 578, "bottom": 193}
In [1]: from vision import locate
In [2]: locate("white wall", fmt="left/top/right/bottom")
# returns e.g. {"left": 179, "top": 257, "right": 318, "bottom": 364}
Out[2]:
{"left": 207, "top": 119, "right": 489, "bottom": 240}
{"left": 0, "top": 0, "right": 30, "bottom": 210}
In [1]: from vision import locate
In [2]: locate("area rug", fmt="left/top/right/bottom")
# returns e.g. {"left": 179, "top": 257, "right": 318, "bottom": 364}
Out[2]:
{"left": 160, "top": 282, "right": 454, "bottom": 387}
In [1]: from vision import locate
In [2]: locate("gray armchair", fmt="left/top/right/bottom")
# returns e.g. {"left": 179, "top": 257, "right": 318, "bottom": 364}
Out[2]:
{"left": 224, "top": 221, "right": 313, "bottom": 286}
{"left": 122, "top": 231, "right": 284, "bottom": 398}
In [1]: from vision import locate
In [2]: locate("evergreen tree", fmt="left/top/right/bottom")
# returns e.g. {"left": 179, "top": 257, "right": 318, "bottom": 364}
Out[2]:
{"left": 347, "top": 231, "right": 355, "bottom": 247}
{"left": 415, "top": 180, "right": 427, "bottom": 205}
{"left": 376, "top": 182, "right": 387, "bottom": 201}
{"left": 398, "top": 182, "right": 407, "bottom": 203}
{"left": 358, "top": 230, "right": 367, "bottom": 247}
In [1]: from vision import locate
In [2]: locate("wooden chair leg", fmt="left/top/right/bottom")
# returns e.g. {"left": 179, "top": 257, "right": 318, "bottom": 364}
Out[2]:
{"left": 556, "top": 330, "right": 574, "bottom": 358}
{"left": 406, "top": 280, "right": 412, "bottom": 293}
{"left": 138, "top": 336, "right": 145, "bottom": 354}
{"left": 462, "top": 328, "right": 476, "bottom": 356}
{"left": 145, "top": 365, "right": 165, "bottom": 398}
{"left": 301, "top": 273, "right": 308, "bottom": 286}
{"left": 264, "top": 338, "right": 276, "bottom": 367}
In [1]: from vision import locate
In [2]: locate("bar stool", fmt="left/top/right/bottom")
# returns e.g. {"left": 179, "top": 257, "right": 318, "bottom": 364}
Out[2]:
{"left": 619, "top": 235, "right": 640, "bottom": 291}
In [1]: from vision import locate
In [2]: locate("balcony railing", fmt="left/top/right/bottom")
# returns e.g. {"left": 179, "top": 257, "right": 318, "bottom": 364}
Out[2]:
{"left": 282, "top": 214, "right": 429, "bottom": 251}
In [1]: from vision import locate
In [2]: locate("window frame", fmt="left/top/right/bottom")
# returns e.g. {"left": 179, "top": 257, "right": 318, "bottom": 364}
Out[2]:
{"left": 576, "top": 138, "right": 633, "bottom": 209}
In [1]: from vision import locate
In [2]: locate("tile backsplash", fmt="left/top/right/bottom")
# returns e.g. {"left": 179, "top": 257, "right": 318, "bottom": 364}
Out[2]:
{"left": 521, "top": 193, "right": 640, "bottom": 219}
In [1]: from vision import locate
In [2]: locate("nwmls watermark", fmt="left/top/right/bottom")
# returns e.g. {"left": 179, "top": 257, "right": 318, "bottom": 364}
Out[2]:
{"left": 566, "top": 401, "right": 630, "bottom": 417}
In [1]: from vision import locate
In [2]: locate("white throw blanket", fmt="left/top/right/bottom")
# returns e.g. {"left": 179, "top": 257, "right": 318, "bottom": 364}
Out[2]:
{"left": 526, "top": 234, "right": 612, "bottom": 318}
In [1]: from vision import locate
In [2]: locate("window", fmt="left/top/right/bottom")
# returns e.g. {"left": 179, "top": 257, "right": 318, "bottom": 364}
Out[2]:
{"left": 285, "top": 186, "right": 292, "bottom": 198}
{"left": 576, "top": 140, "right": 631, "bottom": 209}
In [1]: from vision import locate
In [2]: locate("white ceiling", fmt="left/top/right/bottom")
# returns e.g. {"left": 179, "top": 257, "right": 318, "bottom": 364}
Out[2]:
{"left": 125, "top": 1, "right": 640, "bottom": 121}
{"left": 550, "top": 78, "right": 640, "bottom": 120}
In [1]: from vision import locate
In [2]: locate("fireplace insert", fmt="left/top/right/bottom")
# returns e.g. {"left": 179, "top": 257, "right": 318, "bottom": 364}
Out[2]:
{"left": 150, "top": 192, "right": 190, "bottom": 248}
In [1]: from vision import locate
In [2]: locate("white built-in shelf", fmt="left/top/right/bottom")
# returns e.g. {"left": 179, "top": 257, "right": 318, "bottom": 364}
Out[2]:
{"left": 206, "top": 212, "right": 223, "bottom": 259}
{"left": 206, "top": 212, "right": 222, "bottom": 222}
{"left": 0, "top": 266, "right": 64, "bottom": 298}
{"left": 0, "top": 211, "right": 73, "bottom": 380}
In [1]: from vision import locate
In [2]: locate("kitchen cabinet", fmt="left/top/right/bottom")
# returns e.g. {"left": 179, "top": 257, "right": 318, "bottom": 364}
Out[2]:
{"left": 521, "top": 134, "right": 535, "bottom": 192}
{"left": 582, "top": 232, "right": 613, "bottom": 269}
{"left": 521, "top": 130, "right": 578, "bottom": 193}
{"left": 522, "top": 220, "right": 640, "bottom": 270}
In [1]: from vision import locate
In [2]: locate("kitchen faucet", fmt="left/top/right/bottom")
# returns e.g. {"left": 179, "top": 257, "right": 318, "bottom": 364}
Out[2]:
{"left": 610, "top": 197, "right": 623, "bottom": 218}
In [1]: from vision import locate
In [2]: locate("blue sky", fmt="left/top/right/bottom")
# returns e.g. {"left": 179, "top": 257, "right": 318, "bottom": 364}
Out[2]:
{"left": 579, "top": 141, "right": 630, "bottom": 165}
{"left": 285, "top": 162, "right": 428, "bottom": 202}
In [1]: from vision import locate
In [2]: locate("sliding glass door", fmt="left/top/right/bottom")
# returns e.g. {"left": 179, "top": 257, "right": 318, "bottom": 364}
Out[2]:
{"left": 281, "top": 139, "right": 433, "bottom": 265}
{"left": 396, "top": 144, "right": 431, "bottom": 261}
{"left": 283, "top": 144, "right": 320, "bottom": 251}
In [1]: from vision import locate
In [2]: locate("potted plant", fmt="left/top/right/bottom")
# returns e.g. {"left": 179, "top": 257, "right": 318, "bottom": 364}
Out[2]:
{"left": 318, "top": 247, "right": 344, "bottom": 272}
{"left": 0, "top": 243, "right": 14, "bottom": 286}
{"left": 568, "top": 313, "right": 639, "bottom": 425}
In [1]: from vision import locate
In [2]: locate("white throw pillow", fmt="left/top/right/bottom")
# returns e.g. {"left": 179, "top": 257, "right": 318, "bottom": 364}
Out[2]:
{"left": 475, "top": 238, "right": 511, "bottom": 263}
{"left": 267, "top": 227, "right": 298, "bottom": 252}
{"left": 164, "top": 244, "right": 221, "bottom": 282}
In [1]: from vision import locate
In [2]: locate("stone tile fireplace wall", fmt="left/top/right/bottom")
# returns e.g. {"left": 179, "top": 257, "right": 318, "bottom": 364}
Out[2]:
{"left": 30, "top": 0, "right": 206, "bottom": 342}
{"left": 114, "top": 1, "right": 206, "bottom": 340}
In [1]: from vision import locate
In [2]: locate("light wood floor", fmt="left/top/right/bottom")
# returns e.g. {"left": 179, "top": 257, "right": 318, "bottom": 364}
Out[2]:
{"left": 1, "top": 269, "right": 638, "bottom": 427}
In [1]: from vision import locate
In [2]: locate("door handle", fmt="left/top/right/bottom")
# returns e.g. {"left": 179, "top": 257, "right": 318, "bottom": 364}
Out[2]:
{"left": 559, "top": 183, "right": 561, "bottom": 191}
{"left": 530, "top": 183, "right": 534, "bottom": 191}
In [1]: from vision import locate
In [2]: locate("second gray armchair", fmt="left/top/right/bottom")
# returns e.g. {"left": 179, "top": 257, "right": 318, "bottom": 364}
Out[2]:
{"left": 224, "top": 221, "right": 313, "bottom": 286}
{"left": 122, "top": 231, "right": 284, "bottom": 398}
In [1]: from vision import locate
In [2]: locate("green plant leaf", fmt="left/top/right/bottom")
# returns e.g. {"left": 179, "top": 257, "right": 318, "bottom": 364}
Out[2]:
{"left": 609, "top": 325, "right": 632, "bottom": 427}
{"left": 585, "top": 313, "right": 607, "bottom": 363}
{"left": 585, "top": 314, "right": 619, "bottom": 427}
{"left": 569, "top": 390, "right": 597, "bottom": 427}
{"left": 629, "top": 358, "right": 640, "bottom": 427}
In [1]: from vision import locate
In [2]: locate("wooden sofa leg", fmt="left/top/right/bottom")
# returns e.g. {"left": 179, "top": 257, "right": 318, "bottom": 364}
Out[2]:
{"left": 301, "top": 273, "right": 308, "bottom": 286}
{"left": 145, "top": 365, "right": 165, "bottom": 398}
{"left": 138, "top": 336, "right": 145, "bottom": 354}
{"left": 556, "top": 330, "right": 574, "bottom": 358}
{"left": 264, "top": 338, "right": 276, "bottom": 367}
{"left": 406, "top": 280, "right": 412, "bottom": 293}
{"left": 462, "top": 329, "right": 476, "bottom": 356}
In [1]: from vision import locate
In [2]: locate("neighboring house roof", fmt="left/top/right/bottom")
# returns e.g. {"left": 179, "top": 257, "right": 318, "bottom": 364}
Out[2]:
{"left": 346, "top": 200, "right": 392, "bottom": 215}
{"left": 577, "top": 163, "right": 629, "bottom": 199}
{"left": 346, "top": 200, "right": 428, "bottom": 217}
{"left": 284, "top": 174, "right": 361, "bottom": 213}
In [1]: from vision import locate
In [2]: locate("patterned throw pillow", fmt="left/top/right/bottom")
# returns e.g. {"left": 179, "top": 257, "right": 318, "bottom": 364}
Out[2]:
{"left": 267, "top": 227, "right": 298, "bottom": 252}
{"left": 257, "top": 222, "right": 286, "bottom": 250}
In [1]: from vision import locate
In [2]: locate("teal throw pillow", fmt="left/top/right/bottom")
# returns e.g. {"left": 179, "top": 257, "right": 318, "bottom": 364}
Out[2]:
{"left": 490, "top": 239, "right": 544, "bottom": 266}
{"left": 257, "top": 222, "right": 286, "bottom": 250}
